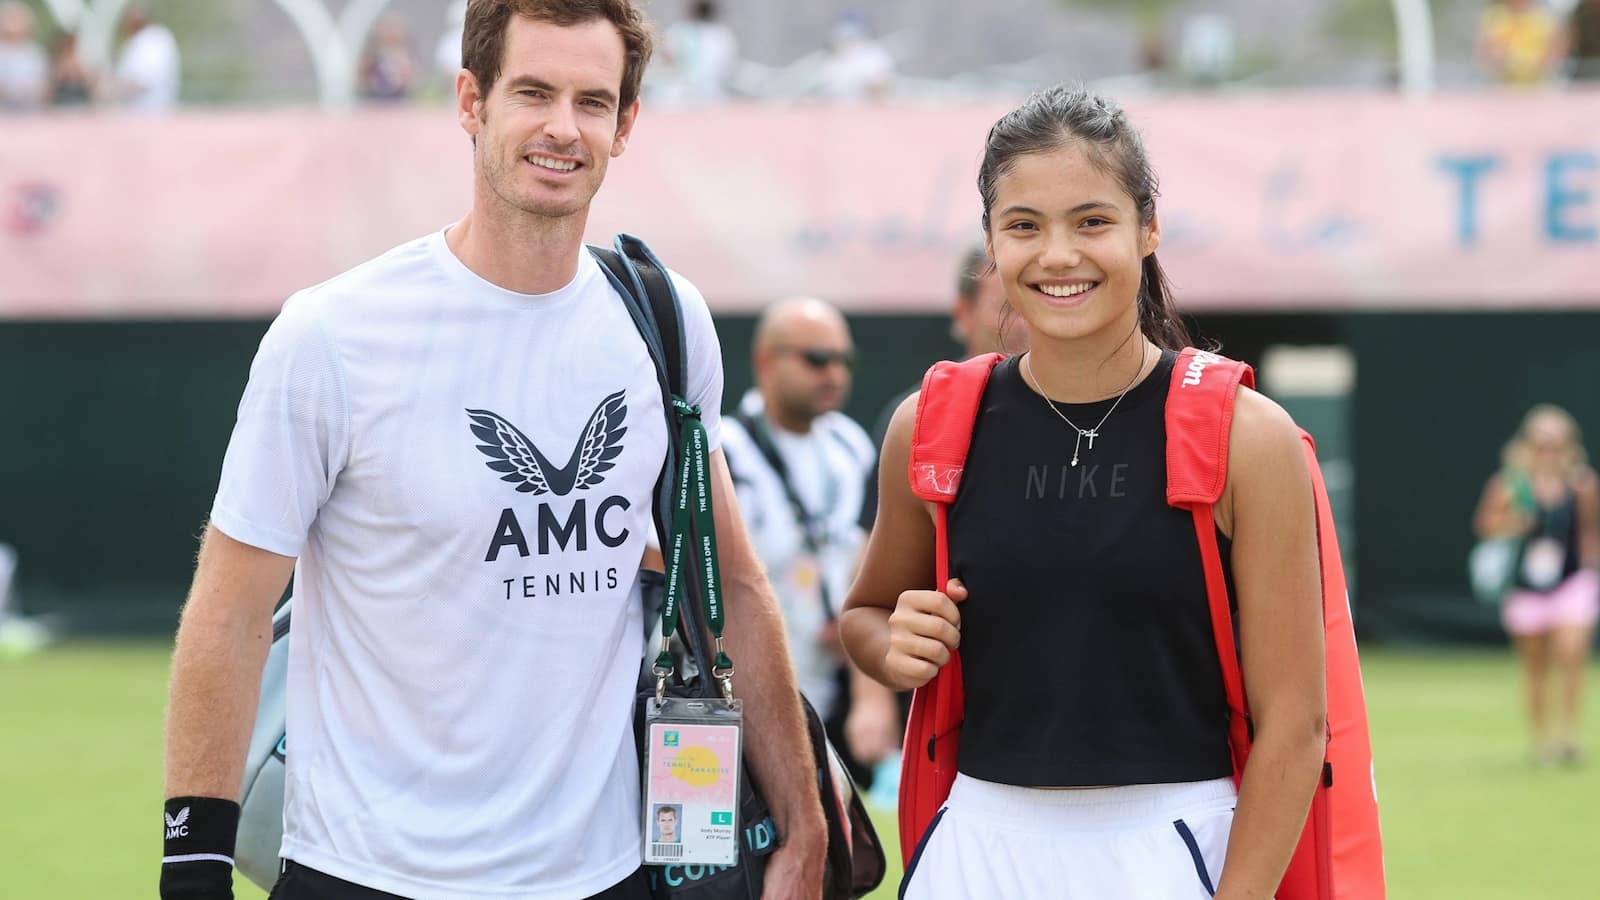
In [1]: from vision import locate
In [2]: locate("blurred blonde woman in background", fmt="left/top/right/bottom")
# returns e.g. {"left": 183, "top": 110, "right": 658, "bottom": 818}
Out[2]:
{"left": 1474, "top": 405, "right": 1600, "bottom": 766}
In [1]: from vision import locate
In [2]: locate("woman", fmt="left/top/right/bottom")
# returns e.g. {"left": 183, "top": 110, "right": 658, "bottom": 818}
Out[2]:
{"left": 1474, "top": 405, "right": 1599, "bottom": 766}
{"left": 839, "top": 85, "right": 1327, "bottom": 899}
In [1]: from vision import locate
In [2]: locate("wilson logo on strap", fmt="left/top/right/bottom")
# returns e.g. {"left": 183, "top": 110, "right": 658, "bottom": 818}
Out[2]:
{"left": 912, "top": 463, "right": 964, "bottom": 499}
{"left": 1180, "top": 350, "right": 1223, "bottom": 388}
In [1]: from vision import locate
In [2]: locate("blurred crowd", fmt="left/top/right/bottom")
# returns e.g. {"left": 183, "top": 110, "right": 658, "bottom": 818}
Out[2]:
{"left": 5, "top": 1, "right": 1597, "bottom": 115}
{"left": 0, "top": 2, "right": 178, "bottom": 111}
{"left": 0, "top": 0, "right": 898, "bottom": 112}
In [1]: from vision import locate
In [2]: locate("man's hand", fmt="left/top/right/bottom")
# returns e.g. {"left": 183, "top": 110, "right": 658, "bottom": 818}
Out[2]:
{"left": 761, "top": 816, "right": 828, "bottom": 900}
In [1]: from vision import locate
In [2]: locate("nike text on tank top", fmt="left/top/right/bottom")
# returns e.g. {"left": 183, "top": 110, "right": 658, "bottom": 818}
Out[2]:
{"left": 946, "top": 350, "right": 1235, "bottom": 787}
{"left": 210, "top": 229, "right": 724, "bottom": 898}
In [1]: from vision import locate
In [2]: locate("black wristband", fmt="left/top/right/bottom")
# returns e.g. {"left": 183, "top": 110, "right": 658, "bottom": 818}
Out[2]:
{"left": 160, "top": 796, "right": 239, "bottom": 900}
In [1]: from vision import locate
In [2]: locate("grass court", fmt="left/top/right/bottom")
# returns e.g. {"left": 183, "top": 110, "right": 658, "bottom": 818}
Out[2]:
{"left": 3, "top": 644, "right": 1596, "bottom": 898}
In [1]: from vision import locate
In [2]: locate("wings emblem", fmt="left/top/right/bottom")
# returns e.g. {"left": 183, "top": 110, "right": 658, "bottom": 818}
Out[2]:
{"left": 466, "top": 391, "right": 628, "bottom": 496}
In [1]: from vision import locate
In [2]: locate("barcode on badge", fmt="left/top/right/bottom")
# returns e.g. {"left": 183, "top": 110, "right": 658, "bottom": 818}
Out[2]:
{"left": 651, "top": 843, "right": 683, "bottom": 859}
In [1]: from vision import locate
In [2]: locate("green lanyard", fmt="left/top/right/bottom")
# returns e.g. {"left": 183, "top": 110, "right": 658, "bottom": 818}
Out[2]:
{"left": 655, "top": 398, "right": 735, "bottom": 700}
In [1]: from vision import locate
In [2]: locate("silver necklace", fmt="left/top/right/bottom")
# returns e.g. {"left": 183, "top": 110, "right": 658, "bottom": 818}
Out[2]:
{"left": 1021, "top": 342, "right": 1149, "bottom": 467}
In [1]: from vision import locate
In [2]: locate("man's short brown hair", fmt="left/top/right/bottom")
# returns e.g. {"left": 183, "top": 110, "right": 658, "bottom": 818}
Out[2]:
{"left": 462, "top": 0, "right": 654, "bottom": 112}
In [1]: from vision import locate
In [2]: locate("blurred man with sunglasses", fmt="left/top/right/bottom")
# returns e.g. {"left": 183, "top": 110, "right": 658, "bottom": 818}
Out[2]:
{"left": 722, "top": 297, "right": 899, "bottom": 788}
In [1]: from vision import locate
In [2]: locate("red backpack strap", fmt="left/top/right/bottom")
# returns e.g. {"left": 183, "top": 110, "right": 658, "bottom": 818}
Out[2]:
{"left": 1165, "top": 348, "right": 1256, "bottom": 772}
{"left": 1167, "top": 348, "right": 1254, "bottom": 505}
{"left": 909, "top": 352, "right": 1004, "bottom": 595}
{"left": 897, "top": 353, "right": 1000, "bottom": 864}
{"left": 909, "top": 353, "right": 1006, "bottom": 506}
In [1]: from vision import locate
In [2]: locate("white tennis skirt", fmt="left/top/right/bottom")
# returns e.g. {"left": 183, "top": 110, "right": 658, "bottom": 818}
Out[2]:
{"left": 899, "top": 774, "right": 1238, "bottom": 900}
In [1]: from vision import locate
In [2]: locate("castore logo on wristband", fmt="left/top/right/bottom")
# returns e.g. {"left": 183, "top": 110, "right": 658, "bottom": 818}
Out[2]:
{"left": 165, "top": 806, "right": 191, "bottom": 839}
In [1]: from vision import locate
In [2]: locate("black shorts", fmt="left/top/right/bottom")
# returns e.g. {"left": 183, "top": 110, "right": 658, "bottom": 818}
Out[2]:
{"left": 268, "top": 860, "right": 652, "bottom": 900}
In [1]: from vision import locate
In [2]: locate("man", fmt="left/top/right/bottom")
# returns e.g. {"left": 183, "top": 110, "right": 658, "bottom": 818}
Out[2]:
{"left": 114, "top": 5, "right": 180, "bottom": 112}
{"left": 859, "top": 245, "right": 1026, "bottom": 530}
{"left": 0, "top": 2, "right": 47, "bottom": 111}
{"left": 654, "top": 806, "right": 679, "bottom": 844}
{"left": 721, "top": 297, "right": 899, "bottom": 787}
{"left": 161, "top": 3, "right": 824, "bottom": 899}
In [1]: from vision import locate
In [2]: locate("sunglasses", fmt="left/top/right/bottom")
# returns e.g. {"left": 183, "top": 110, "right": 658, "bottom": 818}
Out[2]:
{"left": 779, "top": 347, "right": 857, "bottom": 370}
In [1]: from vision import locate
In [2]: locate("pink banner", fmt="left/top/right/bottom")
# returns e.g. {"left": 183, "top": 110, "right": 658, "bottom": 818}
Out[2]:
{"left": 3, "top": 93, "right": 1598, "bottom": 319}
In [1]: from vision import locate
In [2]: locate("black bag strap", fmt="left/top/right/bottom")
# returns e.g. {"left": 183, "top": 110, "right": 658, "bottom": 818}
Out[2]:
{"left": 593, "top": 237, "right": 684, "bottom": 399}
{"left": 592, "top": 236, "right": 720, "bottom": 693}
{"left": 600, "top": 242, "right": 886, "bottom": 892}
{"left": 592, "top": 239, "right": 683, "bottom": 556}
{"left": 730, "top": 408, "right": 837, "bottom": 621}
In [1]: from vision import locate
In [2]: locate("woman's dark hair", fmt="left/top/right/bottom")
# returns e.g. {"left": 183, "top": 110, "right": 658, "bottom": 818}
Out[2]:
{"left": 978, "top": 84, "right": 1191, "bottom": 350}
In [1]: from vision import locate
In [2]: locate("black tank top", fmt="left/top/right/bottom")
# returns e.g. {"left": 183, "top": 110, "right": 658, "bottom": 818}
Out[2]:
{"left": 947, "top": 350, "right": 1235, "bottom": 787}
{"left": 1514, "top": 485, "right": 1581, "bottom": 592}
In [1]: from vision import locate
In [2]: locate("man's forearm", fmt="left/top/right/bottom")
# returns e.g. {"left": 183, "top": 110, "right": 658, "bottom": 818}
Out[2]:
{"left": 164, "top": 601, "right": 275, "bottom": 800}
{"left": 718, "top": 567, "right": 826, "bottom": 848}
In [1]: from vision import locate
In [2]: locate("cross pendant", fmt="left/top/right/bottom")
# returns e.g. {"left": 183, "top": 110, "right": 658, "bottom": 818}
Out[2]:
{"left": 1082, "top": 429, "right": 1098, "bottom": 449}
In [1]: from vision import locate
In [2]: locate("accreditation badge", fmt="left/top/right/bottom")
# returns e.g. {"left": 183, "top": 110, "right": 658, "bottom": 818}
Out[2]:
{"left": 642, "top": 696, "right": 743, "bottom": 865}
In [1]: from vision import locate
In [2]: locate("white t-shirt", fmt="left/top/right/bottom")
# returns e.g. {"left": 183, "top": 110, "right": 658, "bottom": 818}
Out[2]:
{"left": 115, "top": 24, "right": 180, "bottom": 112}
{"left": 721, "top": 391, "right": 873, "bottom": 719}
{"left": 211, "top": 228, "right": 723, "bottom": 898}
